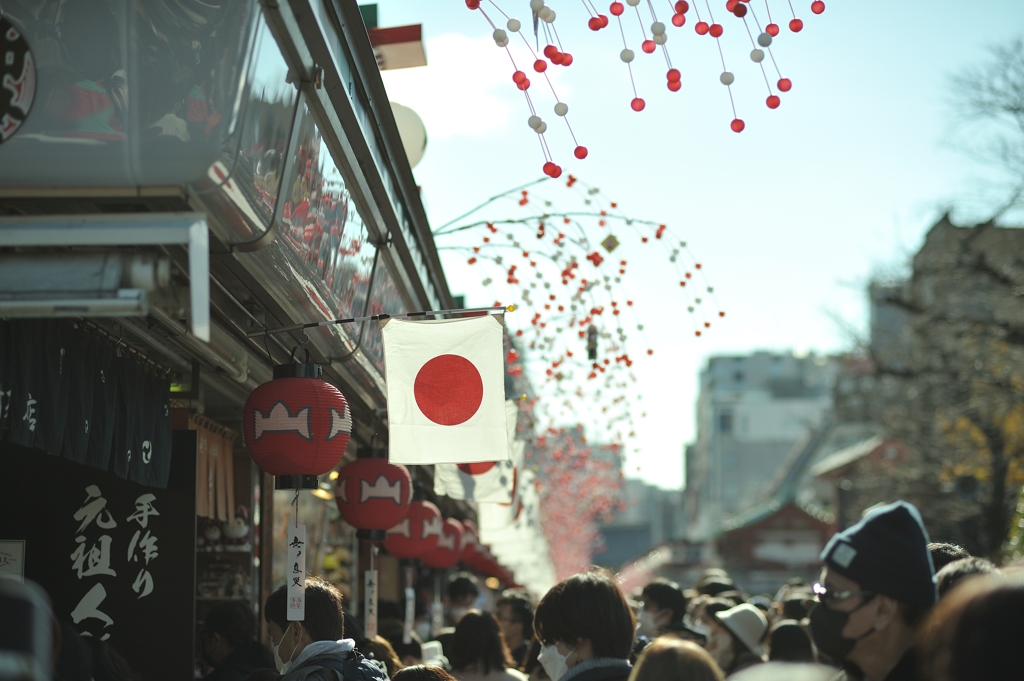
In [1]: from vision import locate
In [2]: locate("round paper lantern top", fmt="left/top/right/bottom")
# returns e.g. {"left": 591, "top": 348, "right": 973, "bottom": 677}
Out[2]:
{"left": 242, "top": 365, "right": 351, "bottom": 477}
{"left": 421, "top": 518, "right": 466, "bottom": 569}
{"left": 383, "top": 500, "right": 443, "bottom": 559}
{"left": 334, "top": 458, "right": 412, "bottom": 530}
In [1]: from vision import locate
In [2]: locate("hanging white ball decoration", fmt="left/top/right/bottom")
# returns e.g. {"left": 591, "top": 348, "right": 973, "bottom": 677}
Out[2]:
{"left": 757, "top": 32, "right": 773, "bottom": 47}
{"left": 535, "top": 121, "right": 548, "bottom": 134}
{"left": 507, "top": 18, "right": 522, "bottom": 32}
{"left": 719, "top": 71, "right": 735, "bottom": 85}
{"left": 620, "top": 48, "right": 635, "bottom": 63}
{"left": 529, "top": 0, "right": 545, "bottom": 11}
{"left": 651, "top": 21, "right": 666, "bottom": 36}
{"left": 554, "top": 102, "right": 568, "bottom": 116}
{"left": 528, "top": 115, "right": 542, "bottom": 130}
{"left": 653, "top": 33, "right": 667, "bottom": 45}
{"left": 492, "top": 29, "right": 509, "bottom": 46}
{"left": 626, "top": 0, "right": 641, "bottom": 5}
{"left": 539, "top": 6, "right": 556, "bottom": 22}
{"left": 750, "top": 48, "right": 765, "bottom": 63}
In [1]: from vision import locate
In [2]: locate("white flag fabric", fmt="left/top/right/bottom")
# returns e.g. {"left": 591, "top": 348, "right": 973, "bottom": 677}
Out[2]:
{"left": 434, "top": 400, "right": 523, "bottom": 502}
{"left": 383, "top": 315, "right": 507, "bottom": 465}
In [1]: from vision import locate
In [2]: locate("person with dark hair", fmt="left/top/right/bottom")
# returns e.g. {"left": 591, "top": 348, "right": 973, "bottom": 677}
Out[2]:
{"left": 263, "top": 576, "right": 386, "bottom": 680}
{"left": 917, "top": 573, "right": 1024, "bottom": 681}
{"left": 447, "top": 573, "right": 480, "bottom": 626}
{"left": 449, "top": 610, "right": 526, "bottom": 681}
{"left": 496, "top": 589, "right": 535, "bottom": 668}
{"left": 707, "top": 603, "right": 766, "bottom": 676}
{"left": 926, "top": 542, "right": 970, "bottom": 572}
{"left": 638, "top": 579, "right": 705, "bottom": 645}
{"left": 393, "top": 665, "right": 459, "bottom": 681}
{"left": 362, "top": 635, "right": 405, "bottom": 678}
{"left": 533, "top": 570, "right": 635, "bottom": 681}
{"left": 383, "top": 627, "right": 425, "bottom": 668}
{"left": 935, "top": 556, "right": 999, "bottom": 597}
{"left": 54, "top": 622, "right": 92, "bottom": 681}
{"left": 628, "top": 637, "right": 723, "bottom": 681}
{"left": 436, "top": 573, "right": 482, "bottom": 659}
{"left": 765, "top": 620, "right": 813, "bottom": 664}
{"left": 809, "top": 501, "right": 936, "bottom": 681}
{"left": 82, "top": 637, "right": 141, "bottom": 681}
{"left": 200, "top": 600, "right": 275, "bottom": 680}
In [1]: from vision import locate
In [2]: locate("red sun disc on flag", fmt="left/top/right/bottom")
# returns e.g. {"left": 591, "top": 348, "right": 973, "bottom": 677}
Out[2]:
{"left": 457, "top": 462, "right": 497, "bottom": 475}
{"left": 414, "top": 354, "right": 484, "bottom": 425}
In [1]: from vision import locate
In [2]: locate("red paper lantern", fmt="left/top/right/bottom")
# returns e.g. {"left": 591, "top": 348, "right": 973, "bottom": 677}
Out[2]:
{"left": 383, "top": 500, "right": 443, "bottom": 559}
{"left": 242, "top": 364, "right": 351, "bottom": 483}
{"left": 334, "top": 458, "right": 412, "bottom": 530}
{"left": 421, "top": 518, "right": 466, "bottom": 569}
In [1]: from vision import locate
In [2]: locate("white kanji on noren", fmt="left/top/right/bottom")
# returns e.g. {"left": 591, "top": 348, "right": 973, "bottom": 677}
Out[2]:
{"left": 434, "top": 400, "right": 524, "bottom": 502}
{"left": 382, "top": 315, "right": 507, "bottom": 465}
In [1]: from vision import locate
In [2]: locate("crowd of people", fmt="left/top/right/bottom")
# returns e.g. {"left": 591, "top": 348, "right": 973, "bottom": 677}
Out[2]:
{"left": 39, "top": 500, "right": 1024, "bottom": 681}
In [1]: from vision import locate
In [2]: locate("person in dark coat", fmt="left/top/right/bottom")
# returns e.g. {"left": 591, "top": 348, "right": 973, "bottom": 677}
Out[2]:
{"left": 533, "top": 570, "right": 633, "bottom": 681}
{"left": 201, "top": 600, "right": 276, "bottom": 681}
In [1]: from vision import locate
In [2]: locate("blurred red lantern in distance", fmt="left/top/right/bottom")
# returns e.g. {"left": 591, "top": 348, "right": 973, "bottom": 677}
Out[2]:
{"left": 334, "top": 458, "right": 412, "bottom": 530}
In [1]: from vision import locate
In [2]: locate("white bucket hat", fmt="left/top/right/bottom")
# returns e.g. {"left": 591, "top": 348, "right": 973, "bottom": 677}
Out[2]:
{"left": 715, "top": 603, "right": 768, "bottom": 657}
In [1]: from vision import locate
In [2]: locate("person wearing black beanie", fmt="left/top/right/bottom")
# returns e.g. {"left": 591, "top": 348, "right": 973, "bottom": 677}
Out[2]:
{"left": 807, "top": 501, "right": 936, "bottom": 681}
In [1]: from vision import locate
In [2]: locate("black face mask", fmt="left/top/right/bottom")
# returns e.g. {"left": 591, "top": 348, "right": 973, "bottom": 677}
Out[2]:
{"left": 808, "top": 596, "right": 876, "bottom": 661}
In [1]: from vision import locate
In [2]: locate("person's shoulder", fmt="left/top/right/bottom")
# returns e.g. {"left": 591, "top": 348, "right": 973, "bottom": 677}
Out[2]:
{"left": 500, "top": 669, "right": 528, "bottom": 681}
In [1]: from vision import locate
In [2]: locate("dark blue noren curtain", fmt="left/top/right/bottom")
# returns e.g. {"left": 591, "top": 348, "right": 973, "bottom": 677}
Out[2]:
{"left": 0, "top": 320, "right": 173, "bottom": 488}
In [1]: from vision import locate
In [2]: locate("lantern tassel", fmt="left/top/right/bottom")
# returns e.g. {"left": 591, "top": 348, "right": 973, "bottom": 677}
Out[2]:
{"left": 247, "top": 305, "right": 517, "bottom": 338}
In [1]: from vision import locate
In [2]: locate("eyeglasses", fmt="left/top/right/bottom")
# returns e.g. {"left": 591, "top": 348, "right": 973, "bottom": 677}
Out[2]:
{"left": 812, "top": 582, "right": 876, "bottom": 607}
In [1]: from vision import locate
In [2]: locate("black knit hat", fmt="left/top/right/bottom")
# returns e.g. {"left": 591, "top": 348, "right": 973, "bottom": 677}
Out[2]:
{"left": 820, "top": 501, "right": 937, "bottom": 607}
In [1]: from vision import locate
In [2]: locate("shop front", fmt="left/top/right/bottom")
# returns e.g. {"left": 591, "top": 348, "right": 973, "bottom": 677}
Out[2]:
{"left": 0, "top": 0, "right": 464, "bottom": 675}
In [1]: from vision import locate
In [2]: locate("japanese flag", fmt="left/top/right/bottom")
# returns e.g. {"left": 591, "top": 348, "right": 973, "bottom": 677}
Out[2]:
{"left": 434, "top": 400, "right": 523, "bottom": 502}
{"left": 382, "top": 314, "right": 507, "bottom": 465}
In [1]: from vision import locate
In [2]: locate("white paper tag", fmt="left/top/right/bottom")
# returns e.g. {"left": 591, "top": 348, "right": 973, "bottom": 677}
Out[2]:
{"left": 287, "top": 525, "right": 306, "bottom": 621}
{"left": 403, "top": 586, "right": 415, "bottom": 644}
{"left": 364, "top": 569, "right": 378, "bottom": 638}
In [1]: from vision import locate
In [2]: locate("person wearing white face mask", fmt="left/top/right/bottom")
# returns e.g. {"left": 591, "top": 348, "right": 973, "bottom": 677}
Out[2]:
{"left": 263, "top": 576, "right": 387, "bottom": 681}
{"left": 533, "top": 570, "right": 635, "bottom": 681}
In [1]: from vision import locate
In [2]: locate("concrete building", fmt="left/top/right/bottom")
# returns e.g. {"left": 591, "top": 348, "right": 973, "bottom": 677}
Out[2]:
{"left": 595, "top": 479, "right": 686, "bottom": 569}
{"left": 686, "top": 352, "right": 838, "bottom": 539}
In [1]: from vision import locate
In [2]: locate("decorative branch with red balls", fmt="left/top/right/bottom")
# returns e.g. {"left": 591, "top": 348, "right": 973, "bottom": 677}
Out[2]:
{"left": 435, "top": 173, "right": 723, "bottom": 465}
{"left": 465, "top": 0, "right": 826, "bottom": 172}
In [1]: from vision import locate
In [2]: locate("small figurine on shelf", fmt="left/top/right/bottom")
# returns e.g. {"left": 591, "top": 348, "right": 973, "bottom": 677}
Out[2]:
{"left": 204, "top": 522, "right": 223, "bottom": 552}
{"left": 222, "top": 505, "right": 252, "bottom": 552}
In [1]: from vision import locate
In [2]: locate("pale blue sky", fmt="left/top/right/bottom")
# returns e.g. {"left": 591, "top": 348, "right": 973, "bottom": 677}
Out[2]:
{"left": 375, "top": 1, "right": 1024, "bottom": 488}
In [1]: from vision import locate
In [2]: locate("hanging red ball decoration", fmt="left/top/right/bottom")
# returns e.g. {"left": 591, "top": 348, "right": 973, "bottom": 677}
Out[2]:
{"left": 574, "top": 146, "right": 589, "bottom": 159}
{"left": 789, "top": 18, "right": 804, "bottom": 32}
{"left": 242, "top": 364, "right": 351, "bottom": 479}
{"left": 811, "top": 1, "right": 825, "bottom": 14}
{"left": 730, "top": 118, "right": 745, "bottom": 132}
{"left": 667, "top": 80, "right": 681, "bottom": 92}
{"left": 642, "top": 40, "right": 656, "bottom": 54}
{"left": 534, "top": 59, "right": 547, "bottom": 73}
{"left": 588, "top": 16, "right": 602, "bottom": 30}
{"left": 709, "top": 23, "right": 724, "bottom": 38}
{"left": 766, "top": 22, "right": 780, "bottom": 36}
{"left": 675, "top": 0, "right": 689, "bottom": 12}
{"left": 778, "top": 77, "right": 792, "bottom": 92}
{"left": 671, "top": 12, "right": 686, "bottom": 26}
{"left": 766, "top": 94, "right": 781, "bottom": 109}
{"left": 383, "top": 500, "right": 443, "bottom": 559}
{"left": 631, "top": 97, "right": 646, "bottom": 112}
{"left": 561, "top": 53, "right": 574, "bottom": 66}
{"left": 421, "top": 518, "right": 466, "bottom": 569}
{"left": 610, "top": 2, "right": 624, "bottom": 16}
{"left": 334, "top": 458, "right": 412, "bottom": 530}
{"left": 695, "top": 21, "right": 710, "bottom": 35}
